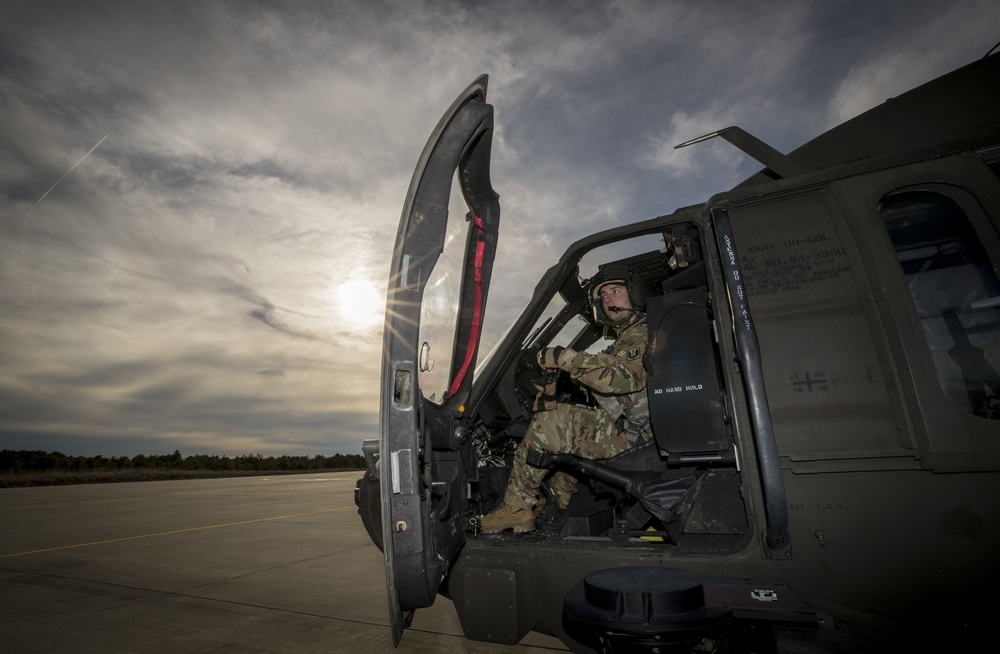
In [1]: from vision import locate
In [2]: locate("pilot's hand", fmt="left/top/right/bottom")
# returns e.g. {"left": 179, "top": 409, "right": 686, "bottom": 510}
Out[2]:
{"left": 538, "top": 347, "right": 565, "bottom": 370}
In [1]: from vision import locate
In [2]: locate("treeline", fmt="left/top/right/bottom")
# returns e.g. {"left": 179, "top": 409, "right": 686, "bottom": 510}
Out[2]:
{"left": 1, "top": 449, "right": 364, "bottom": 474}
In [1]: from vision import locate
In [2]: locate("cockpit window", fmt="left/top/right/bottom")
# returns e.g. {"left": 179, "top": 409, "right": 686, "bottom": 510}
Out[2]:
{"left": 878, "top": 187, "right": 1000, "bottom": 419}
{"left": 577, "top": 234, "right": 668, "bottom": 281}
{"left": 416, "top": 176, "right": 468, "bottom": 405}
{"left": 521, "top": 294, "right": 568, "bottom": 350}
{"left": 519, "top": 294, "right": 601, "bottom": 351}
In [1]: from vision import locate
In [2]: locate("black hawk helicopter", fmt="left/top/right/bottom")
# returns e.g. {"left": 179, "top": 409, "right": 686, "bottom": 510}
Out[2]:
{"left": 356, "top": 49, "right": 1000, "bottom": 652}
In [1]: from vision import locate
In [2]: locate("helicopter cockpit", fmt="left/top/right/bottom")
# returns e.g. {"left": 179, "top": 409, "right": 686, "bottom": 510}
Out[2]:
{"left": 467, "top": 222, "right": 751, "bottom": 551}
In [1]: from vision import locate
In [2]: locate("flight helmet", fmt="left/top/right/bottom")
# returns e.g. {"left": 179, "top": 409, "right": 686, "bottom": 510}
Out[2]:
{"left": 589, "top": 263, "right": 647, "bottom": 326}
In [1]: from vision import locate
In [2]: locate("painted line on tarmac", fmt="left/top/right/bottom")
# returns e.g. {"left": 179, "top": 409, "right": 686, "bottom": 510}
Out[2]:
{"left": 0, "top": 506, "right": 353, "bottom": 559}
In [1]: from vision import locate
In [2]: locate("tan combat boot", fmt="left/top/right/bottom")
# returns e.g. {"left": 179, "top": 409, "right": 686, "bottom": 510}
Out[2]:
{"left": 479, "top": 502, "right": 536, "bottom": 534}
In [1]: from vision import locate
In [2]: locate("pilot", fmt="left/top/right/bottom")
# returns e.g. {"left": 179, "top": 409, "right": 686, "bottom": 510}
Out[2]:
{"left": 480, "top": 264, "right": 650, "bottom": 534}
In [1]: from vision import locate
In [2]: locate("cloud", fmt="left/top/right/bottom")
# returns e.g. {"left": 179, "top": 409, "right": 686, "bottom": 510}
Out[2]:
{"left": 1, "top": 0, "right": 997, "bottom": 457}
{"left": 637, "top": 107, "right": 749, "bottom": 189}
{"left": 825, "top": 0, "right": 1000, "bottom": 125}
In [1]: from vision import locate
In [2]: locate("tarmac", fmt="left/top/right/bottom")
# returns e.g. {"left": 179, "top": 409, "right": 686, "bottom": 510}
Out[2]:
{"left": 0, "top": 471, "right": 568, "bottom": 653}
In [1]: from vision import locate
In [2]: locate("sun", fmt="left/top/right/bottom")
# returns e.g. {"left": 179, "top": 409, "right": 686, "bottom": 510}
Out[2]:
{"left": 333, "top": 278, "right": 385, "bottom": 331}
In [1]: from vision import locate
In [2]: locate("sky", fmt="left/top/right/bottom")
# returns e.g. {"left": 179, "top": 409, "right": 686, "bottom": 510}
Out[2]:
{"left": 2, "top": 0, "right": 998, "bottom": 458}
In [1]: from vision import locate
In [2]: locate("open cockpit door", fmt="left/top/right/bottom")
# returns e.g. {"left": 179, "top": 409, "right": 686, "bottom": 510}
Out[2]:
{"left": 379, "top": 76, "right": 499, "bottom": 644}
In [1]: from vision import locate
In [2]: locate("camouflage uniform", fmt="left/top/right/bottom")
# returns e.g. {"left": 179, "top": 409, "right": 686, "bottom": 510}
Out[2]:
{"left": 503, "top": 316, "right": 650, "bottom": 510}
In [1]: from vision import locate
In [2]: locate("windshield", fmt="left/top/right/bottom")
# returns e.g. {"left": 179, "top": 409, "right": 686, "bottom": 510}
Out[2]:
{"left": 522, "top": 294, "right": 567, "bottom": 349}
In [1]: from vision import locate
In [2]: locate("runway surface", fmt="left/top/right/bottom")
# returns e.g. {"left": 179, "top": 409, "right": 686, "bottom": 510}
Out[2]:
{"left": 0, "top": 471, "right": 567, "bottom": 653}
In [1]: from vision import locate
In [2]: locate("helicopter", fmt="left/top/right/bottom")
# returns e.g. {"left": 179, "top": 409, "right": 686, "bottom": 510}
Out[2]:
{"left": 355, "top": 49, "right": 1000, "bottom": 652}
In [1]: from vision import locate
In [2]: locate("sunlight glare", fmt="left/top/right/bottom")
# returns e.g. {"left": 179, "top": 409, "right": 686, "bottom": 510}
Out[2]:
{"left": 333, "top": 278, "right": 385, "bottom": 331}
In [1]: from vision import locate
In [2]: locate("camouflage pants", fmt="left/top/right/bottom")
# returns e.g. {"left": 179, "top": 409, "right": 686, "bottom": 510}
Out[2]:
{"left": 503, "top": 403, "right": 629, "bottom": 510}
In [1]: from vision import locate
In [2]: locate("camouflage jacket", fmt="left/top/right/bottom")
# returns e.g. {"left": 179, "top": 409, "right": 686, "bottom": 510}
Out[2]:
{"left": 556, "top": 317, "right": 649, "bottom": 430}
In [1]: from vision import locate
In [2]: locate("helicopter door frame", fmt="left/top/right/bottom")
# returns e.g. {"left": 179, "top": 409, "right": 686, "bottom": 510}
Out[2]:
{"left": 379, "top": 75, "right": 500, "bottom": 644}
{"left": 710, "top": 206, "right": 790, "bottom": 559}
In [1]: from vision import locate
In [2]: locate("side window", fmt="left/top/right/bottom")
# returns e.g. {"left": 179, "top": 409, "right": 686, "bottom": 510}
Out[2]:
{"left": 877, "top": 187, "right": 1000, "bottom": 419}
